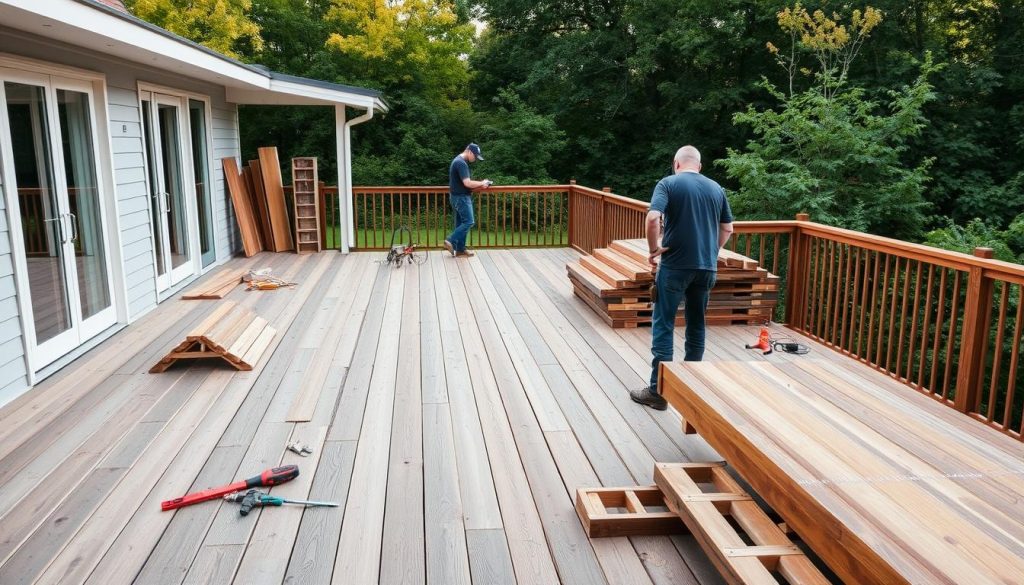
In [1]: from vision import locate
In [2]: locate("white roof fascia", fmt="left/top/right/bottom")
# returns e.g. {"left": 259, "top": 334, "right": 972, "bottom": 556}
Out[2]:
{"left": 2, "top": 0, "right": 269, "bottom": 89}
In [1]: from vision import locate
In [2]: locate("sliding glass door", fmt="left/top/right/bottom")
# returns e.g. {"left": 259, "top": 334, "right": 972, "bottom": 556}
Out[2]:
{"left": 141, "top": 91, "right": 198, "bottom": 291}
{"left": 0, "top": 69, "right": 116, "bottom": 367}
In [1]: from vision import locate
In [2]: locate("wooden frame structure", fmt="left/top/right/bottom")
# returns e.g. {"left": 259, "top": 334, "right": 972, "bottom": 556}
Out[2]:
{"left": 292, "top": 157, "right": 322, "bottom": 253}
{"left": 150, "top": 301, "right": 276, "bottom": 373}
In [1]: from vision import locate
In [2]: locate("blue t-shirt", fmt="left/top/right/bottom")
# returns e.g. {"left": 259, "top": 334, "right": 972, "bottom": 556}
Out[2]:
{"left": 649, "top": 172, "right": 733, "bottom": 270}
{"left": 449, "top": 155, "right": 471, "bottom": 196}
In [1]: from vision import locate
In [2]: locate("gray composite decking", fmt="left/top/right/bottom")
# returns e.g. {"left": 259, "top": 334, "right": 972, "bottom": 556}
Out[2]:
{"left": 0, "top": 248, "right": 836, "bottom": 585}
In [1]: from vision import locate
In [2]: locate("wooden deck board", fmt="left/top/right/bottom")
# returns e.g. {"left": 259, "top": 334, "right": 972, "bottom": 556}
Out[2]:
{"left": 0, "top": 249, "right": 901, "bottom": 585}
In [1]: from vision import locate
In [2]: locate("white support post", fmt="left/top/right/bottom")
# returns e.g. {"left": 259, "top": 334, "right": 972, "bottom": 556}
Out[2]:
{"left": 335, "top": 105, "right": 350, "bottom": 253}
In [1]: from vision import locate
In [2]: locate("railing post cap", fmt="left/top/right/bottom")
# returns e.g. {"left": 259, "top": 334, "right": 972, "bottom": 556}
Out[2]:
{"left": 795, "top": 213, "right": 810, "bottom": 221}
{"left": 569, "top": 179, "right": 577, "bottom": 185}
{"left": 973, "top": 247, "right": 995, "bottom": 259}
{"left": 602, "top": 187, "right": 611, "bottom": 192}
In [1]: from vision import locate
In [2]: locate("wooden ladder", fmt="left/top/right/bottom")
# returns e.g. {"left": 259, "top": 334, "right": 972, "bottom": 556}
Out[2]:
{"left": 292, "top": 157, "right": 322, "bottom": 253}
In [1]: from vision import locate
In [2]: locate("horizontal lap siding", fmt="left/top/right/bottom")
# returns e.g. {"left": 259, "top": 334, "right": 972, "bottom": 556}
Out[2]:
{"left": 107, "top": 84, "right": 157, "bottom": 319}
{"left": 212, "top": 107, "right": 241, "bottom": 258}
{"left": 0, "top": 153, "right": 28, "bottom": 405}
{"left": 0, "top": 26, "right": 243, "bottom": 401}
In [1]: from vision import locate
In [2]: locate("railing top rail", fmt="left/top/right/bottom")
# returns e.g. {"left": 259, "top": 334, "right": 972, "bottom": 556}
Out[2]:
{"left": 353, "top": 185, "right": 572, "bottom": 194}
{"left": 570, "top": 184, "right": 650, "bottom": 211}
{"left": 798, "top": 220, "right": 1024, "bottom": 281}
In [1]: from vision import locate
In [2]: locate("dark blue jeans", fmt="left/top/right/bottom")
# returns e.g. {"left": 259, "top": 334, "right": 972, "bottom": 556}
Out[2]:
{"left": 649, "top": 266, "right": 716, "bottom": 391}
{"left": 446, "top": 194, "right": 475, "bottom": 252}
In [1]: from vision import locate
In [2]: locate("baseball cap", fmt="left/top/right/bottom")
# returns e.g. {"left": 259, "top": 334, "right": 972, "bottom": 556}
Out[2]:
{"left": 467, "top": 143, "right": 484, "bottom": 160}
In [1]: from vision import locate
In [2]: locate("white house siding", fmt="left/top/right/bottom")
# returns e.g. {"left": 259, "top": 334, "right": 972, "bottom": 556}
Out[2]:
{"left": 0, "top": 157, "right": 28, "bottom": 404}
{"left": 0, "top": 27, "right": 242, "bottom": 399}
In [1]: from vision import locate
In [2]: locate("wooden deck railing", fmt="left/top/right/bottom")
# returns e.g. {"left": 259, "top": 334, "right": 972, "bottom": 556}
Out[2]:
{"left": 333, "top": 185, "right": 570, "bottom": 250}
{"left": 314, "top": 181, "right": 1022, "bottom": 439}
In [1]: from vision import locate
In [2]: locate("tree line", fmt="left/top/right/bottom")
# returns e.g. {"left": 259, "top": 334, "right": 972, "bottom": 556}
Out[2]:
{"left": 126, "top": 0, "right": 1024, "bottom": 258}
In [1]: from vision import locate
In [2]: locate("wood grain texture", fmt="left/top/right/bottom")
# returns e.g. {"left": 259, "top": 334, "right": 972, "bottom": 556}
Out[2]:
{"left": 661, "top": 360, "right": 1024, "bottom": 585}
{"left": 257, "top": 147, "right": 294, "bottom": 252}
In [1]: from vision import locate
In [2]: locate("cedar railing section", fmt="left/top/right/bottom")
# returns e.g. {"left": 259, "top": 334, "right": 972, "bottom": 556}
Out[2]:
{"left": 313, "top": 181, "right": 1023, "bottom": 439}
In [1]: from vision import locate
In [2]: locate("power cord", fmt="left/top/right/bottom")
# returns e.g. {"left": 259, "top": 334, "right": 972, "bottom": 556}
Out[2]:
{"left": 770, "top": 336, "right": 811, "bottom": 355}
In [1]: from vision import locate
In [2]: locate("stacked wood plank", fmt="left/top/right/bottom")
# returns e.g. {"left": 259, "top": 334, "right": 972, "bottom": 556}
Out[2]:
{"left": 149, "top": 300, "right": 276, "bottom": 373}
{"left": 567, "top": 238, "right": 779, "bottom": 328}
{"left": 221, "top": 146, "right": 298, "bottom": 256}
{"left": 180, "top": 267, "right": 246, "bottom": 300}
{"left": 660, "top": 359, "right": 1024, "bottom": 585}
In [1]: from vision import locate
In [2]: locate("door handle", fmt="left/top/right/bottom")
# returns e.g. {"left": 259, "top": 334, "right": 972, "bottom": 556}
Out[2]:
{"left": 164, "top": 192, "right": 171, "bottom": 214}
{"left": 68, "top": 212, "right": 79, "bottom": 242}
{"left": 44, "top": 216, "right": 66, "bottom": 244}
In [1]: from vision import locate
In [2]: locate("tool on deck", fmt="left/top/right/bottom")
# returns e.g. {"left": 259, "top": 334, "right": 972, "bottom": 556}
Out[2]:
{"left": 745, "top": 324, "right": 773, "bottom": 355}
{"left": 286, "top": 440, "right": 313, "bottom": 456}
{"left": 383, "top": 225, "right": 427, "bottom": 268}
{"left": 160, "top": 465, "right": 299, "bottom": 511}
{"left": 744, "top": 323, "right": 810, "bottom": 355}
{"left": 224, "top": 488, "right": 338, "bottom": 516}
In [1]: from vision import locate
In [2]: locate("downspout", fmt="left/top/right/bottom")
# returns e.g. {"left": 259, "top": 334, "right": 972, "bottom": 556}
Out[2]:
{"left": 338, "top": 105, "right": 374, "bottom": 253}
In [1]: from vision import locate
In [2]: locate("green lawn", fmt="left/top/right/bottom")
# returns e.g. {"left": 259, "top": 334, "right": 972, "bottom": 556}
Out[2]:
{"left": 323, "top": 226, "right": 569, "bottom": 249}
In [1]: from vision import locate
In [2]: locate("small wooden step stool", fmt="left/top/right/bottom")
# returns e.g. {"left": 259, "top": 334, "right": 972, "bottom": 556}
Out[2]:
{"left": 576, "top": 462, "right": 830, "bottom": 585}
{"left": 150, "top": 301, "right": 276, "bottom": 373}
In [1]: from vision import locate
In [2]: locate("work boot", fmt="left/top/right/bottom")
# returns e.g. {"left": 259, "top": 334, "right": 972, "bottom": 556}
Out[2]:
{"left": 629, "top": 386, "right": 667, "bottom": 410}
{"left": 455, "top": 250, "right": 475, "bottom": 258}
{"left": 443, "top": 240, "right": 454, "bottom": 256}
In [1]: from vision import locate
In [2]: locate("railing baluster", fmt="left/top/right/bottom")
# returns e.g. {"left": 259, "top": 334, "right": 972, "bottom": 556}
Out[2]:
{"left": 874, "top": 255, "right": 893, "bottom": 366}
{"left": 986, "top": 283, "right": 1010, "bottom": 422}
{"left": 903, "top": 261, "right": 923, "bottom": 382}
{"left": 942, "top": 271, "right": 963, "bottom": 401}
{"left": 1002, "top": 283, "right": 1023, "bottom": 433}
{"left": 885, "top": 258, "right": 904, "bottom": 372}
{"left": 916, "top": 265, "right": 935, "bottom": 390}
{"left": 929, "top": 268, "right": 949, "bottom": 394}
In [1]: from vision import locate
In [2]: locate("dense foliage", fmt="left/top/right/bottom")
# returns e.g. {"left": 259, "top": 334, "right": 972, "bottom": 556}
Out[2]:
{"left": 129, "top": 0, "right": 1024, "bottom": 251}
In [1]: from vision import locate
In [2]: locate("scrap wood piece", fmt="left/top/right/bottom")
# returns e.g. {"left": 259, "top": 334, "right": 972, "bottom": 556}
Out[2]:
{"left": 181, "top": 268, "right": 246, "bottom": 300}
{"left": 150, "top": 301, "right": 276, "bottom": 373}
{"left": 222, "top": 157, "right": 263, "bottom": 256}
{"left": 257, "top": 147, "right": 295, "bottom": 252}
{"left": 248, "top": 158, "right": 276, "bottom": 247}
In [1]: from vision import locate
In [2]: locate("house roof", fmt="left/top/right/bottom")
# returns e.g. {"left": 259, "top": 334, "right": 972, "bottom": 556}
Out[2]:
{"left": 0, "top": 0, "right": 387, "bottom": 112}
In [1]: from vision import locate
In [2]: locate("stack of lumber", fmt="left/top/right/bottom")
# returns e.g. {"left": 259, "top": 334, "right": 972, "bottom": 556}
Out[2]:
{"left": 180, "top": 267, "right": 245, "bottom": 300}
{"left": 567, "top": 238, "right": 779, "bottom": 328}
{"left": 222, "top": 146, "right": 296, "bottom": 256}
{"left": 149, "top": 301, "right": 276, "bottom": 373}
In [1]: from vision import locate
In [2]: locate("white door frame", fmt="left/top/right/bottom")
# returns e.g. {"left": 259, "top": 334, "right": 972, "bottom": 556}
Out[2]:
{"left": 138, "top": 83, "right": 215, "bottom": 295}
{"left": 0, "top": 63, "right": 120, "bottom": 374}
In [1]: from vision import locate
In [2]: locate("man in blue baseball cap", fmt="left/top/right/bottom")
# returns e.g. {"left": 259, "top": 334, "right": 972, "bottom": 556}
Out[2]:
{"left": 444, "top": 143, "right": 492, "bottom": 257}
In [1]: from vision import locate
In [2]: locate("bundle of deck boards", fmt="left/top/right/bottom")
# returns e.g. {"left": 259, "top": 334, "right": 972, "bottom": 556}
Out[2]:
{"left": 567, "top": 239, "right": 779, "bottom": 328}
{"left": 222, "top": 146, "right": 296, "bottom": 256}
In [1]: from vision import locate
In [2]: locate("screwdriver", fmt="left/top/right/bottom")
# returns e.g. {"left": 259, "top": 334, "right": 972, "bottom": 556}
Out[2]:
{"left": 224, "top": 489, "right": 339, "bottom": 516}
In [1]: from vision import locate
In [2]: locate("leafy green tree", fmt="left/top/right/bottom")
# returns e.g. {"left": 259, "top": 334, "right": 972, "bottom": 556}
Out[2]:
{"left": 125, "top": 0, "right": 263, "bottom": 58}
{"left": 719, "top": 5, "right": 936, "bottom": 240}
{"left": 474, "top": 90, "right": 566, "bottom": 184}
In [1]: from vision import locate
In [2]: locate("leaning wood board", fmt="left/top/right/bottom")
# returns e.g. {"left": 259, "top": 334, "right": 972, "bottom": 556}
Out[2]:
{"left": 659, "top": 360, "right": 1024, "bottom": 585}
{"left": 257, "top": 146, "right": 295, "bottom": 252}
{"left": 222, "top": 157, "right": 262, "bottom": 256}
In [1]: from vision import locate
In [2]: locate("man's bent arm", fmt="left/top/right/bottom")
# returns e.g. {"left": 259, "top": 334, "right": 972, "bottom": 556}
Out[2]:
{"left": 463, "top": 177, "right": 491, "bottom": 190}
{"left": 646, "top": 210, "right": 662, "bottom": 252}
{"left": 718, "top": 222, "right": 735, "bottom": 248}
